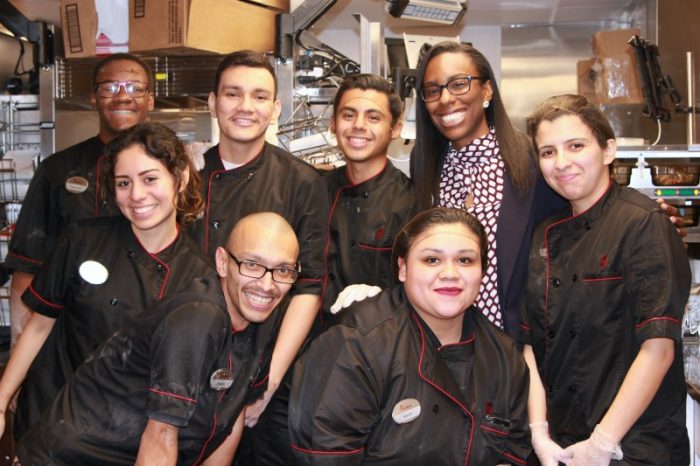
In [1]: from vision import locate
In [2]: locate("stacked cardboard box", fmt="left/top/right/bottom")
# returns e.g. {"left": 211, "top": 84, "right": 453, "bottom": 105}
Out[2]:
{"left": 577, "top": 28, "right": 644, "bottom": 105}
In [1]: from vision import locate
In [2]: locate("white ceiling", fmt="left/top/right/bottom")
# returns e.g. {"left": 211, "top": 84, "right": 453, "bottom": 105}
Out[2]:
{"left": 9, "top": 0, "right": 642, "bottom": 32}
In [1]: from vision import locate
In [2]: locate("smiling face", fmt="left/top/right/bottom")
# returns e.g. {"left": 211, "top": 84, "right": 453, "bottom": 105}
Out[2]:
{"left": 422, "top": 52, "right": 493, "bottom": 150}
{"left": 331, "top": 88, "right": 401, "bottom": 173}
{"left": 208, "top": 65, "right": 281, "bottom": 157}
{"left": 536, "top": 114, "right": 616, "bottom": 214}
{"left": 215, "top": 214, "right": 299, "bottom": 329}
{"left": 114, "top": 144, "right": 182, "bottom": 246}
{"left": 397, "top": 222, "right": 483, "bottom": 333}
{"left": 92, "top": 59, "right": 154, "bottom": 143}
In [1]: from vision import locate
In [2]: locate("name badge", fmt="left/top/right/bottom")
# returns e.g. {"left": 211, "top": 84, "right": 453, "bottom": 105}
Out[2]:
{"left": 210, "top": 369, "right": 234, "bottom": 391}
{"left": 65, "top": 176, "right": 89, "bottom": 194}
{"left": 78, "top": 260, "right": 109, "bottom": 285}
{"left": 392, "top": 398, "right": 421, "bottom": 424}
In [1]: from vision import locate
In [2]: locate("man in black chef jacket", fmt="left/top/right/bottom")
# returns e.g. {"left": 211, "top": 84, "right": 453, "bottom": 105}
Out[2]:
{"left": 5, "top": 53, "right": 154, "bottom": 345}
{"left": 17, "top": 212, "right": 300, "bottom": 465}
{"left": 191, "top": 50, "right": 327, "bottom": 429}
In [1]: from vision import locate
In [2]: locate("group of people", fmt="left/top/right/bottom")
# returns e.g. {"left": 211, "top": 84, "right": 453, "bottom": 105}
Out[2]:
{"left": 0, "top": 39, "right": 688, "bottom": 466}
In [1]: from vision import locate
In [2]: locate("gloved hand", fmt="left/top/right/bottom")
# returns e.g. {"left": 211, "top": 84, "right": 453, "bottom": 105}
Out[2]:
{"left": 529, "top": 422, "right": 572, "bottom": 466}
{"left": 329, "top": 284, "right": 381, "bottom": 314}
{"left": 563, "top": 424, "right": 623, "bottom": 466}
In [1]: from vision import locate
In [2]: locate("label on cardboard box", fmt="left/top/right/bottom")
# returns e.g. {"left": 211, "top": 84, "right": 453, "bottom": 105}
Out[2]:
{"left": 60, "top": 0, "right": 128, "bottom": 58}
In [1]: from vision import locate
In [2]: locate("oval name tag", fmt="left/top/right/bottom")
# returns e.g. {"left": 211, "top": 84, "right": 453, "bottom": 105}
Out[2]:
{"left": 210, "top": 368, "right": 234, "bottom": 391}
{"left": 65, "top": 176, "right": 89, "bottom": 194}
{"left": 78, "top": 260, "right": 109, "bottom": 285}
{"left": 392, "top": 398, "right": 421, "bottom": 424}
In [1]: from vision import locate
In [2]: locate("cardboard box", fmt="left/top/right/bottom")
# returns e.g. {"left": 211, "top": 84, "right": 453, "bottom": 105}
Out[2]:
{"left": 129, "top": 0, "right": 282, "bottom": 55}
{"left": 592, "top": 28, "right": 641, "bottom": 57}
{"left": 59, "top": 0, "right": 129, "bottom": 58}
{"left": 577, "top": 58, "right": 597, "bottom": 103}
{"left": 590, "top": 28, "right": 644, "bottom": 105}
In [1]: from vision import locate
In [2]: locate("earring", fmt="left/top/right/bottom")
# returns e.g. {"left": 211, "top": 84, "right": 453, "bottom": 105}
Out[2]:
{"left": 483, "top": 101, "right": 490, "bottom": 109}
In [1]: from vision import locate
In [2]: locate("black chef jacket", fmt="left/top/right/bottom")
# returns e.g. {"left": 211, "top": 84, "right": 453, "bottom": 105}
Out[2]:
{"left": 14, "top": 215, "right": 214, "bottom": 440}
{"left": 6, "top": 136, "right": 118, "bottom": 274}
{"left": 520, "top": 182, "right": 690, "bottom": 465}
{"left": 321, "top": 161, "right": 419, "bottom": 318}
{"left": 191, "top": 143, "right": 326, "bottom": 296}
{"left": 17, "top": 274, "right": 285, "bottom": 465}
{"left": 290, "top": 285, "right": 531, "bottom": 465}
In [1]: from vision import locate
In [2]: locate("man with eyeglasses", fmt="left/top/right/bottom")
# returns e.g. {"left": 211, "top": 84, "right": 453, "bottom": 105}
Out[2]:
{"left": 5, "top": 53, "right": 154, "bottom": 439}
{"left": 18, "top": 212, "right": 299, "bottom": 465}
{"left": 5, "top": 53, "right": 154, "bottom": 342}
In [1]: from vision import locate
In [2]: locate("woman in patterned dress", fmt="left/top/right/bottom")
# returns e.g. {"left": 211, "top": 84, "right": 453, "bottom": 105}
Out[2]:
{"left": 411, "top": 41, "right": 566, "bottom": 338}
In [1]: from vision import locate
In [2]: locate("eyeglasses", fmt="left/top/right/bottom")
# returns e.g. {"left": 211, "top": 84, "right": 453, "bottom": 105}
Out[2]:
{"left": 227, "top": 250, "right": 300, "bottom": 284}
{"left": 94, "top": 81, "right": 149, "bottom": 98}
{"left": 419, "top": 76, "right": 485, "bottom": 102}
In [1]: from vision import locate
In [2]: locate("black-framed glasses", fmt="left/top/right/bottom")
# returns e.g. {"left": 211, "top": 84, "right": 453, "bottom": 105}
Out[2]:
{"left": 419, "top": 76, "right": 485, "bottom": 102}
{"left": 226, "top": 250, "right": 300, "bottom": 284}
{"left": 94, "top": 81, "right": 149, "bottom": 98}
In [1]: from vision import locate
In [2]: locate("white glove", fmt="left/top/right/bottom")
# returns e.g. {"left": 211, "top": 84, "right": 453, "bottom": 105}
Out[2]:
{"left": 329, "top": 284, "right": 381, "bottom": 314}
{"left": 530, "top": 422, "right": 572, "bottom": 466}
{"left": 563, "top": 424, "right": 623, "bottom": 466}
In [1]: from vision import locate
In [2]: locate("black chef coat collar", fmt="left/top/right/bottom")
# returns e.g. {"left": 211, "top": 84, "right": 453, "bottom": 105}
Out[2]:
{"left": 553, "top": 179, "right": 618, "bottom": 234}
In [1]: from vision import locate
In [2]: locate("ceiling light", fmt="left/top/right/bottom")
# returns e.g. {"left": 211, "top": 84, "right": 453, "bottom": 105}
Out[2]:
{"left": 386, "top": 0, "right": 467, "bottom": 26}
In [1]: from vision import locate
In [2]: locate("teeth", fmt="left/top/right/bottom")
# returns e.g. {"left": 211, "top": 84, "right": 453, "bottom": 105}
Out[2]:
{"left": 133, "top": 205, "right": 155, "bottom": 214}
{"left": 245, "top": 291, "right": 272, "bottom": 305}
{"left": 440, "top": 111, "right": 466, "bottom": 125}
{"left": 112, "top": 110, "right": 135, "bottom": 115}
{"left": 348, "top": 137, "right": 369, "bottom": 146}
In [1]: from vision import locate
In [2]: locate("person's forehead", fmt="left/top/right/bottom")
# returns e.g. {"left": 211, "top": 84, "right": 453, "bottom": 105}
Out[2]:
{"left": 96, "top": 59, "right": 148, "bottom": 81}
{"left": 232, "top": 227, "right": 298, "bottom": 262}
{"left": 338, "top": 89, "right": 390, "bottom": 114}
{"left": 220, "top": 66, "right": 274, "bottom": 88}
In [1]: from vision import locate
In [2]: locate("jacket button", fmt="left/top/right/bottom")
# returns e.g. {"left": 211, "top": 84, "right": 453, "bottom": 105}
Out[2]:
{"left": 548, "top": 329, "right": 555, "bottom": 339}
{"left": 350, "top": 239, "right": 356, "bottom": 246}
{"left": 127, "top": 250, "right": 136, "bottom": 258}
{"left": 215, "top": 173, "right": 221, "bottom": 180}
{"left": 212, "top": 221, "right": 221, "bottom": 230}
{"left": 110, "top": 298, "right": 118, "bottom": 306}
{"left": 552, "top": 278, "right": 561, "bottom": 287}
{"left": 156, "top": 264, "right": 163, "bottom": 272}
{"left": 572, "top": 274, "right": 577, "bottom": 282}
{"left": 569, "top": 329, "right": 576, "bottom": 338}
{"left": 433, "top": 404, "right": 439, "bottom": 413}
{"left": 362, "top": 191, "right": 369, "bottom": 198}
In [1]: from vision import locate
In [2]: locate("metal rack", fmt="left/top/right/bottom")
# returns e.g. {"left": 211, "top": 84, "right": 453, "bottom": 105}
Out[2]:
{"left": 0, "top": 94, "right": 41, "bottom": 325}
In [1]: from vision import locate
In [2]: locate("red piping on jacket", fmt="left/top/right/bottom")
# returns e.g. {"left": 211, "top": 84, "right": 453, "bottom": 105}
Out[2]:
{"left": 147, "top": 387, "right": 197, "bottom": 404}
{"left": 27, "top": 284, "right": 64, "bottom": 309}
{"left": 410, "top": 312, "right": 475, "bottom": 466}
{"left": 635, "top": 316, "right": 682, "bottom": 328}
{"left": 290, "top": 444, "right": 364, "bottom": 456}
{"left": 192, "top": 353, "right": 233, "bottom": 465}
{"left": 7, "top": 251, "right": 42, "bottom": 265}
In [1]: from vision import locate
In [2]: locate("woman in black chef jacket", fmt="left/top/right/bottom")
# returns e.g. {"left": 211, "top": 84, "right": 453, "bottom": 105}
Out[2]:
{"left": 289, "top": 207, "right": 530, "bottom": 465}
{"left": 0, "top": 122, "right": 214, "bottom": 440}
{"left": 521, "top": 95, "right": 690, "bottom": 466}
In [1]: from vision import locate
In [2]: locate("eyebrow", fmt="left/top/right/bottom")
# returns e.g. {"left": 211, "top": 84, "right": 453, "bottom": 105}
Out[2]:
{"left": 221, "top": 85, "right": 272, "bottom": 94}
{"left": 238, "top": 252, "right": 297, "bottom": 268}
{"left": 422, "top": 73, "right": 473, "bottom": 86}
{"left": 417, "top": 247, "right": 478, "bottom": 254}
{"left": 114, "top": 168, "right": 161, "bottom": 178}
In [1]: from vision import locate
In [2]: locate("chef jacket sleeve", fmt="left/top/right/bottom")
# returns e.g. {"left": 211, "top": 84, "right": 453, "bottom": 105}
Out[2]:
{"left": 146, "top": 301, "right": 228, "bottom": 427}
{"left": 289, "top": 172, "right": 328, "bottom": 297}
{"left": 6, "top": 162, "right": 54, "bottom": 274}
{"left": 499, "top": 348, "right": 532, "bottom": 464}
{"left": 627, "top": 212, "right": 690, "bottom": 343}
{"left": 289, "top": 324, "right": 380, "bottom": 465}
{"left": 21, "top": 222, "right": 81, "bottom": 318}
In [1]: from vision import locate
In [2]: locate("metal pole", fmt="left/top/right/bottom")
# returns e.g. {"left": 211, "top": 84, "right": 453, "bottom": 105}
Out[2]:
{"left": 687, "top": 51, "right": 695, "bottom": 146}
